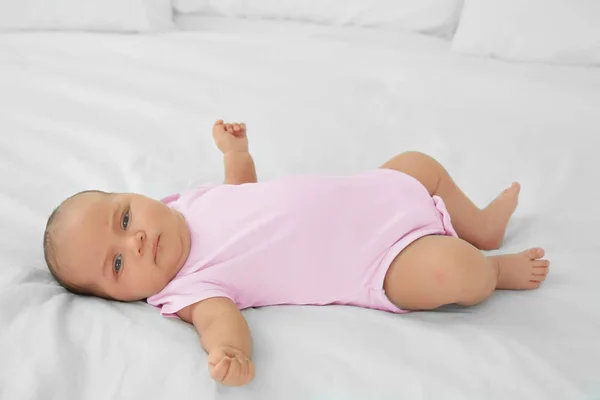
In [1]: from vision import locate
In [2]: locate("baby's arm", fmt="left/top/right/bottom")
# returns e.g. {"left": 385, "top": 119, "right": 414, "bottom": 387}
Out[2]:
{"left": 224, "top": 151, "right": 257, "bottom": 185}
{"left": 178, "top": 297, "right": 254, "bottom": 387}
{"left": 212, "top": 120, "right": 257, "bottom": 185}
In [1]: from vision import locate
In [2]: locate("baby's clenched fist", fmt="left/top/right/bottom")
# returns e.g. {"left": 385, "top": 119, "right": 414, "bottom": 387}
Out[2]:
{"left": 208, "top": 345, "right": 255, "bottom": 387}
{"left": 212, "top": 120, "right": 249, "bottom": 154}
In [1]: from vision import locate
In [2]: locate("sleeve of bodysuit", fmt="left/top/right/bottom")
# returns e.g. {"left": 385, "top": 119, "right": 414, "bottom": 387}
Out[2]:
{"left": 146, "top": 275, "right": 235, "bottom": 318}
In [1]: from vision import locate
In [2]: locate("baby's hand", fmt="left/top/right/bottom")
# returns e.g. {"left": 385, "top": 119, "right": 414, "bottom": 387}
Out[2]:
{"left": 212, "top": 120, "right": 249, "bottom": 154}
{"left": 208, "top": 345, "right": 255, "bottom": 387}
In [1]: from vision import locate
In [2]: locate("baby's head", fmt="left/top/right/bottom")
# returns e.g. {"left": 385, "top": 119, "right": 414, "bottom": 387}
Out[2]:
{"left": 44, "top": 190, "right": 191, "bottom": 301}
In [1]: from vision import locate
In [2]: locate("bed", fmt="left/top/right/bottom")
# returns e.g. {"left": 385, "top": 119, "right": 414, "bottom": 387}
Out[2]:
{"left": 1, "top": 6, "right": 600, "bottom": 400}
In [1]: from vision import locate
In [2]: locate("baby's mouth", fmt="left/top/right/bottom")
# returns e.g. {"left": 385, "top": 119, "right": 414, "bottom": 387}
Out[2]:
{"left": 153, "top": 234, "right": 161, "bottom": 263}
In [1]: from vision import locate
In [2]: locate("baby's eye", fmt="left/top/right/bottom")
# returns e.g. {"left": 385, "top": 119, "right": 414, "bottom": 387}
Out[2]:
{"left": 122, "top": 210, "right": 130, "bottom": 230}
{"left": 114, "top": 255, "right": 123, "bottom": 273}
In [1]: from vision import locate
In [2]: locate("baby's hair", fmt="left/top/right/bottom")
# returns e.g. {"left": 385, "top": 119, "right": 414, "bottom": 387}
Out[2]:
{"left": 43, "top": 190, "right": 109, "bottom": 297}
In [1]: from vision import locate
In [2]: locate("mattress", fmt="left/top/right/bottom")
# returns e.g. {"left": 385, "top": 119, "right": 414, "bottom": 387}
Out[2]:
{"left": 1, "top": 14, "right": 599, "bottom": 400}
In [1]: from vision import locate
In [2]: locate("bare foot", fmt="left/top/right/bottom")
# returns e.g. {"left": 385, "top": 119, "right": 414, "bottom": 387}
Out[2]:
{"left": 490, "top": 248, "right": 550, "bottom": 290}
{"left": 476, "top": 183, "right": 521, "bottom": 250}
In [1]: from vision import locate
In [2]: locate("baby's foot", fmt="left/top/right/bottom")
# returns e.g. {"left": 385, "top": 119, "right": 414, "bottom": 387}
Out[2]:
{"left": 492, "top": 248, "right": 550, "bottom": 290}
{"left": 478, "top": 183, "right": 520, "bottom": 250}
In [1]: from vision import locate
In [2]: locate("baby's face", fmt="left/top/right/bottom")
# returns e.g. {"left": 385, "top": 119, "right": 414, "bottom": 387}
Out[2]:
{"left": 57, "top": 192, "right": 190, "bottom": 301}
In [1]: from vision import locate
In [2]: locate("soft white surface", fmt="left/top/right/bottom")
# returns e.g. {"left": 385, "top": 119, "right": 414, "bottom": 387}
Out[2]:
{"left": 452, "top": 0, "right": 600, "bottom": 66}
{"left": 0, "top": 0, "right": 174, "bottom": 32}
{"left": 1, "top": 16, "right": 600, "bottom": 400}
{"left": 173, "top": 0, "right": 464, "bottom": 37}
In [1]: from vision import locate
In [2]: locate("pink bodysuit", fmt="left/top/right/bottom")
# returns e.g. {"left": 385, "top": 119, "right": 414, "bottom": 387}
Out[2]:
{"left": 147, "top": 169, "right": 457, "bottom": 316}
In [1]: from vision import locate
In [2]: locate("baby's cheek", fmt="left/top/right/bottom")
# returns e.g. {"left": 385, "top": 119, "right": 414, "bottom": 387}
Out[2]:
{"left": 147, "top": 269, "right": 170, "bottom": 294}
{"left": 124, "top": 270, "right": 153, "bottom": 298}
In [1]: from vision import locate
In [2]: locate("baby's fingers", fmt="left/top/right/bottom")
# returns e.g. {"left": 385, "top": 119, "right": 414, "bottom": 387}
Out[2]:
{"left": 222, "top": 359, "right": 244, "bottom": 385}
{"left": 249, "top": 359, "right": 255, "bottom": 381}
{"left": 234, "top": 355, "right": 254, "bottom": 385}
{"left": 234, "top": 354, "right": 250, "bottom": 378}
{"left": 209, "top": 357, "right": 231, "bottom": 383}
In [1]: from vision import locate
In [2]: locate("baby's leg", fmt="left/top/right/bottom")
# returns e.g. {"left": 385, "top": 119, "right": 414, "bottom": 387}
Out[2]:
{"left": 380, "top": 151, "right": 519, "bottom": 250}
{"left": 383, "top": 235, "right": 550, "bottom": 310}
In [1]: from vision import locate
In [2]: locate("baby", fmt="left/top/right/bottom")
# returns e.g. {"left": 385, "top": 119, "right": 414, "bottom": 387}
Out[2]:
{"left": 43, "top": 120, "right": 549, "bottom": 387}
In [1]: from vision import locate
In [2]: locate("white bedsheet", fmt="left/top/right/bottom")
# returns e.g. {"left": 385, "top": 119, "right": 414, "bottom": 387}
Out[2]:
{"left": 1, "top": 16, "right": 600, "bottom": 400}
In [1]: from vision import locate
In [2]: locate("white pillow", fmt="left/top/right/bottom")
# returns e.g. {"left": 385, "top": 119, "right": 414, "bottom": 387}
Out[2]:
{"left": 174, "top": 0, "right": 464, "bottom": 37}
{"left": 452, "top": 0, "right": 600, "bottom": 66}
{"left": 0, "top": 0, "right": 175, "bottom": 32}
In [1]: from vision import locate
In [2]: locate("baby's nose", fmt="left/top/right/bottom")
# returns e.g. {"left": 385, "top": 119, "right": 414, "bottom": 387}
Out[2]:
{"left": 129, "top": 231, "right": 146, "bottom": 256}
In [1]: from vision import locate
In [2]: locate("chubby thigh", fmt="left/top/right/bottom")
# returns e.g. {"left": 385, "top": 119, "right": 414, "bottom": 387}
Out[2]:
{"left": 383, "top": 235, "right": 497, "bottom": 310}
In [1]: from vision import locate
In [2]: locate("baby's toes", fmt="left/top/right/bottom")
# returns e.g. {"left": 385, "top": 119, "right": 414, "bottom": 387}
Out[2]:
{"left": 504, "top": 182, "right": 521, "bottom": 196}
{"left": 527, "top": 280, "right": 542, "bottom": 289}
{"left": 526, "top": 247, "right": 545, "bottom": 260}
{"left": 531, "top": 261, "right": 549, "bottom": 282}
{"left": 532, "top": 271, "right": 548, "bottom": 282}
